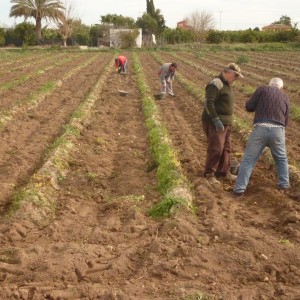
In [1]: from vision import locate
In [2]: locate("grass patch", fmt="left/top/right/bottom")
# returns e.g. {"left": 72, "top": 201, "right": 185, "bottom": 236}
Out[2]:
{"left": 181, "top": 292, "right": 212, "bottom": 300}
{"left": 9, "top": 187, "right": 56, "bottom": 217}
{"left": 236, "top": 54, "right": 249, "bottom": 64}
{"left": 148, "top": 197, "right": 182, "bottom": 217}
{"left": 86, "top": 172, "right": 98, "bottom": 182}
{"left": 290, "top": 104, "right": 300, "bottom": 121}
{"left": 0, "top": 249, "right": 21, "bottom": 264}
{"left": 132, "top": 52, "right": 194, "bottom": 217}
{"left": 278, "top": 239, "right": 293, "bottom": 246}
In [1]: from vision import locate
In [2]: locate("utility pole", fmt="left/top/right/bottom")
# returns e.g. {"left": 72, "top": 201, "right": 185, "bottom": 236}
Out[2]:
{"left": 219, "top": 11, "right": 222, "bottom": 30}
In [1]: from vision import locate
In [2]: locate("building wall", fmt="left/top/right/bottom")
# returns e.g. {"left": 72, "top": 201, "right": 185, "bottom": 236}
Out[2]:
{"left": 109, "top": 28, "right": 142, "bottom": 48}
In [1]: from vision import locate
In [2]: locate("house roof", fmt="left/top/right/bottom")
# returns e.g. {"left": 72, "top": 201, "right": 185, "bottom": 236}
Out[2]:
{"left": 262, "top": 24, "right": 291, "bottom": 29}
{"left": 176, "top": 20, "right": 193, "bottom": 29}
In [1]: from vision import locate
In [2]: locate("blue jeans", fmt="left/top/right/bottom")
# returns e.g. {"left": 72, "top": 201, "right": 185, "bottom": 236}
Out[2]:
{"left": 233, "top": 126, "right": 289, "bottom": 193}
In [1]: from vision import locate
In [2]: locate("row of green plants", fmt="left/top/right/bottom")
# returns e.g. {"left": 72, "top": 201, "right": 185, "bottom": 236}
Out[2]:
{"left": 0, "top": 52, "right": 77, "bottom": 93}
{"left": 206, "top": 28, "right": 300, "bottom": 44}
{"left": 132, "top": 52, "right": 194, "bottom": 217}
{"left": 0, "top": 53, "right": 97, "bottom": 131}
{"left": 7, "top": 55, "right": 114, "bottom": 226}
{"left": 203, "top": 50, "right": 300, "bottom": 84}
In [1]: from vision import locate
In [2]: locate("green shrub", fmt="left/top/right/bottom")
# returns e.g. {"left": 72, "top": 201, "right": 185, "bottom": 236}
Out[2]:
{"left": 236, "top": 54, "right": 249, "bottom": 64}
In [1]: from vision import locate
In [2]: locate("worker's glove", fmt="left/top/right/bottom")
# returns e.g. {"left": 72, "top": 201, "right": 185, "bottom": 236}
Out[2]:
{"left": 212, "top": 117, "right": 224, "bottom": 132}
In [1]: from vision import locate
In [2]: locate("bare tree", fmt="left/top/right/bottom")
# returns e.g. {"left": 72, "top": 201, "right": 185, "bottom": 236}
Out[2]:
{"left": 56, "top": 0, "right": 76, "bottom": 47}
{"left": 186, "top": 10, "right": 215, "bottom": 42}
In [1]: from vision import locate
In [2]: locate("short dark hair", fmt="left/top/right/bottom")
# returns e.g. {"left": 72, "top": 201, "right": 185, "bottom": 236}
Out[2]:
{"left": 171, "top": 62, "right": 177, "bottom": 68}
{"left": 115, "top": 58, "right": 119, "bottom": 63}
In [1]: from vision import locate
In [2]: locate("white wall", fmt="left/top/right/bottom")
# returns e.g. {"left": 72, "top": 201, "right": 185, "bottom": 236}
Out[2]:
{"left": 109, "top": 28, "right": 142, "bottom": 48}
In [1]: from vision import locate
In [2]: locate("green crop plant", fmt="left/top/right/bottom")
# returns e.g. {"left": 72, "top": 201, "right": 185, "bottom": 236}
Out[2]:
{"left": 290, "top": 104, "right": 300, "bottom": 121}
{"left": 278, "top": 239, "right": 293, "bottom": 246}
{"left": 9, "top": 187, "right": 56, "bottom": 217}
{"left": 132, "top": 52, "right": 194, "bottom": 217}
{"left": 182, "top": 292, "right": 212, "bottom": 300}
{"left": 86, "top": 172, "right": 98, "bottom": 182}
{"left": 0, "top": 75, "right": 29, "bottom": 93}
{"left": 236, "top": 54, "right": 250, "bottom": 64}
{"left": 148, "top": 197, "right": 182, "bottom": 217}
{"left": 0, "top": 249, "right": 21, "bottom": 264}
{"left": 7, "top": 57, "right": 115, "bottom": 225}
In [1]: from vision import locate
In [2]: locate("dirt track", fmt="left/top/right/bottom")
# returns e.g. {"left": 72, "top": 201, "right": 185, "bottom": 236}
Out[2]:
{"left": 0, "top": 49, "right": 299, "bottom": 299}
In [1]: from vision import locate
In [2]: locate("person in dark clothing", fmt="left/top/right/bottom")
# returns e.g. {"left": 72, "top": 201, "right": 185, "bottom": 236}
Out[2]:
{"left": 233, "top": 78, "right": 290, "bottom": 197}
{"left": 202, "top": 63, "right": 243, "bottom": 184}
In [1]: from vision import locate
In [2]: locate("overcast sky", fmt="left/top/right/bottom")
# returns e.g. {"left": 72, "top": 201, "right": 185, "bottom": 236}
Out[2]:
{"left": 1, "top": 0, "right": 300, "bottom": 30}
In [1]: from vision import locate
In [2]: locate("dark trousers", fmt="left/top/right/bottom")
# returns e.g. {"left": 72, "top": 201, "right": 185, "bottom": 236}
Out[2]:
{"left": 202, "top": 121, "right": 232, "bottom": 176}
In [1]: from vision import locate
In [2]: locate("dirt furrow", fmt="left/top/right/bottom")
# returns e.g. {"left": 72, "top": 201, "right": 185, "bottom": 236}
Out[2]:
{"left": 138, "top": 52, "right": 207, "bottom": 186}
{"left": 0, "top": 50, "right": 52, "bottom": 70}
{"left": 0, "top": 52, "right": 91, "bottom": 110}
{"left": 0, "top": 52, "right": 163, "bottom": 299}
{"left": 0, "top": 53, "right": 112, "bottom": 209}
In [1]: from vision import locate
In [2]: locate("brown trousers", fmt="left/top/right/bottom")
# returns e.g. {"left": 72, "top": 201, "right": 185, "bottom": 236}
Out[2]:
{"left": 202, "top": 121, "right": 232, "bottom": 176}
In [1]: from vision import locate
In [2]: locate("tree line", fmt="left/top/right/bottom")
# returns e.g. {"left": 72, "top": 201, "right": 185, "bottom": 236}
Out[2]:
{"left": 0, "top": 0, "right": 299, "bottom": 48}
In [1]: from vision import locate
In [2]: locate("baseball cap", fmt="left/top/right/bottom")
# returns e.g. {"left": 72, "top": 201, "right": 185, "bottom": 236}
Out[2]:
{"left": 226, "top": 63, "right": 244, "bottom": 78}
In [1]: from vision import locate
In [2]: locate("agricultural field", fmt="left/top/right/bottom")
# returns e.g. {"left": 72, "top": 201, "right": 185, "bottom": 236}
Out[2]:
{"left": 0, "top": 47, "right": 299, "bottom": 299}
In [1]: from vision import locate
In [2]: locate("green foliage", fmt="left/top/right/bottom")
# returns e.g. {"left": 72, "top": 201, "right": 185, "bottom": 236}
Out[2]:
{"left": 290, "top": 104, "right": 300, "bottom": 121}
{"left": 206, "top": 30, "right": 224, "bottom": 44}
{"left": 136, "top": 13, "right": 158, "bottom": 34}
{"left": 273, "top": 15, "right": 292, "bottom": 26}
{"left": 119, "top": 29, "right": 139, "bottom": 48}
{"left": 41, "top": 27, "right": 60, "bottom": 44}
{"left": 137, "top": 0, "right": 165, "bottom": 34}
{"left": 14, "top": 22, "right": 36, "bottom": 46}
{"left": 160, "top": 27, "right": 195, "bottom": 44}
{"left": 89, "top": 24, "right": 108, "bottom": 47}
{"left": 9, "top": 0, "right": 65, "bottom": 42}
{"left": 101, "top": 14, "right": 136, "bottom": 28}
{"left": 71, "top": 20, "right": 91, "bottom": 45}
{"left": 132, "top": 53, "right": 193, "bottom": 218}
{"left": 3, "top": 27, "right": 19, "bottom": 46}
{"left": 236, "top": 54, "right": 249, "bottom": 64}
{"left": 0, "top": 28, "right": 5, "bottom": 46}
{"left": 239, "top": 29, "right": 258, "bottom": 43}
{"left": 205, "top": 28, "right": 300, "bottom": 44}
{"left": 148, "top": 197, "right": 181, "bottom": 217}
{"left": 146, "top": 0, "right": 156, "bottom": 17}
{"left": 9, "top": 187, "right": 56, "bottom": 217}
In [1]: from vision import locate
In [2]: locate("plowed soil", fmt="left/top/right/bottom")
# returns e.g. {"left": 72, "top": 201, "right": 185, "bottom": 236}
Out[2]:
{"left": 0, "top": 49, "right": 299, "bottom": 300}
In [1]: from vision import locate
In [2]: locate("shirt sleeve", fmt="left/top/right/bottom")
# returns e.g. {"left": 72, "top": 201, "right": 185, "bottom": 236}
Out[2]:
{"left": 204, "top": 84, "right": 220, "bottom": 119}
{"left": 246, "top": 88, "right": 261, "bottom": 112}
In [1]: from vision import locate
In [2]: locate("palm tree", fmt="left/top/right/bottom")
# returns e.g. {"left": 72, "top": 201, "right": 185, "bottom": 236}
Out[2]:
{"left": 10, "top": 0, "right": 65, "bottom": 43}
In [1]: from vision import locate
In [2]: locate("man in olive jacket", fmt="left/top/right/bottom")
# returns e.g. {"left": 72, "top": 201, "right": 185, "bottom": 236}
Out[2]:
{"left": 202, "top": 63, "right": 243, "bottom": 184}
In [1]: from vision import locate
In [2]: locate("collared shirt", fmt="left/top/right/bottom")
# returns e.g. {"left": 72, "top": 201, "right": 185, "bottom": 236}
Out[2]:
{"left": 246, "top": 85, "right": 290, "bottom": 127}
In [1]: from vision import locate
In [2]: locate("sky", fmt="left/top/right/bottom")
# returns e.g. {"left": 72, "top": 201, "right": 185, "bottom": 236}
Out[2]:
{"left": 1, "top": 0, "right": 300, "bottom": 31}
